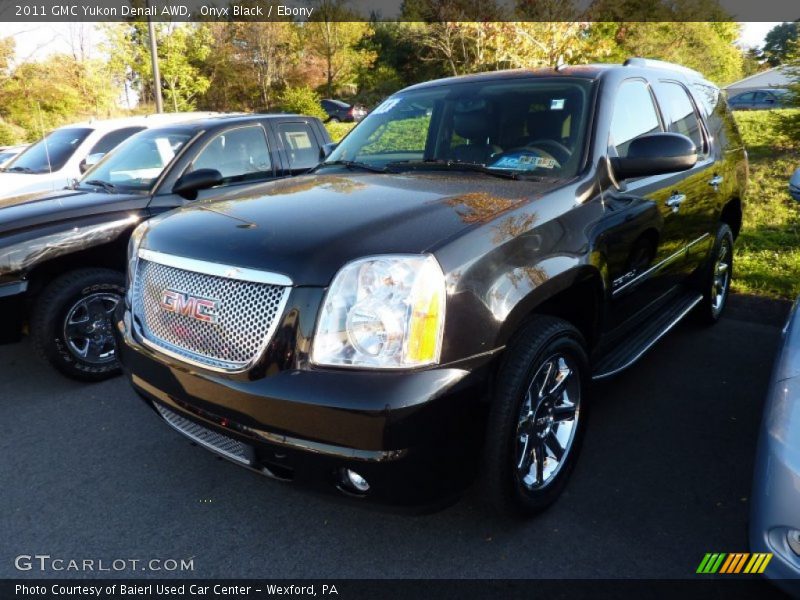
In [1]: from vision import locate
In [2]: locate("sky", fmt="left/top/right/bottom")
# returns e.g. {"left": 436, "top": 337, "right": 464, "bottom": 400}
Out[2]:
{"left": 3, "top": 21, "right": 785, "bottom": 64}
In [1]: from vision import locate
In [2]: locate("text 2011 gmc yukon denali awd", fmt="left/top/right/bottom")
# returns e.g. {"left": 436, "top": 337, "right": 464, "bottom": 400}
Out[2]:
{"left": 115, "top": 59, "right": 747, "bottom": 514}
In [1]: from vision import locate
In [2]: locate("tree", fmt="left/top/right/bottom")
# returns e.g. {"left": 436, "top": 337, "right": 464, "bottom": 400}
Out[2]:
{"left": 762, "top": 22, "right": 799, "bottom": 66}
{"left": 158, "top": 24, "right": 212, "bottom": 111}
{"left": 304, "top": 0, "right": 376, "bottom": 97}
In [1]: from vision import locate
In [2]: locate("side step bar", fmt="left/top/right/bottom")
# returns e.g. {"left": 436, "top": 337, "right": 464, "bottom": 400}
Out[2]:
{"left": 592, "top": 290, "right": 703, "bottom": 380}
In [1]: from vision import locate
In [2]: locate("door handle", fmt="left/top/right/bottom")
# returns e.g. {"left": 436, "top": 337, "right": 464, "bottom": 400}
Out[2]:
{"left": 666, "top": 193, "right": 686, "bottom": 213}
{"left": 709, "top": 175, "right": 724, "bottom": 189}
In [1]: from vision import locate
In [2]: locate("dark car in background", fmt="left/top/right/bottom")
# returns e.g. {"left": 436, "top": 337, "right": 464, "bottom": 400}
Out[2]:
{"left": 0, "top": 113, "right": 330, "bottom": 380}
{"left": 728, "top": 88, "right": 791, "bottom": 110}
{"left": 116, "top": 59, "right": 746, "bottom": 514}
{"left": 321, "top": 99, "right": 367, "bottom": 122}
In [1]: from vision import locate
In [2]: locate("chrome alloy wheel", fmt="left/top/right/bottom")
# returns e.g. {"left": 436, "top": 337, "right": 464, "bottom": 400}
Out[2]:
{"left": 515, "top": 354, "right": 581, "bottom": 490}
{"left": 62, "top": 293, "right": 121, "bottom": 364}
{"left": 711, "top": 238, "right": 731, "bottom": 314}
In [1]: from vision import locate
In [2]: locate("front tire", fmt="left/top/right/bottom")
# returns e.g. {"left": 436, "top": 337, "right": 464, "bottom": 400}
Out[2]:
{"left": 482, "top": 316, "right": 589, "bottom": 516}
{"left": 695, "top": 223, "right": 733, "bottom": 325}
{"left": 30, "top": 268, "right": 124, "bottom": 381}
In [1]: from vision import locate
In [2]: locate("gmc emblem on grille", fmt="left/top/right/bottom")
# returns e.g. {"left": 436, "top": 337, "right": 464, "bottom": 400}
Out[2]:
{"left": 160, "top": 289, "right": 219, "bottom": 323}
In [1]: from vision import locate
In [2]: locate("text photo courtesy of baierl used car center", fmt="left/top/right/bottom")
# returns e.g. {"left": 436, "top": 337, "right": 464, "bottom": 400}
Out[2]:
{"left": 1, "top": 0, "right": 800, "bottom": 598}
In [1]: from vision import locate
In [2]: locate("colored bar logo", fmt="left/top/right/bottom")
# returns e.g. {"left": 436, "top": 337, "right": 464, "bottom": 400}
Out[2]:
{"left": 696, "top": 553, "right": 772, "bottom": 574}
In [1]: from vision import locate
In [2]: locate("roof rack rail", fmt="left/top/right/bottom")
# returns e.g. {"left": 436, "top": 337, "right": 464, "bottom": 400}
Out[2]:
{"left": 623, "top": 57, "right": 705, "bottom": 79}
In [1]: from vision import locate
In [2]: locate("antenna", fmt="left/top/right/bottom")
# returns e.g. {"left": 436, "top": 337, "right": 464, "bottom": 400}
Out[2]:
{"left": 36, "top": 103, "right": 52, "bottom": 175}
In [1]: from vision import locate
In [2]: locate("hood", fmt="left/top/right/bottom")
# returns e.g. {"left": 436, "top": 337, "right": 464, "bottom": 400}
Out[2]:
{"left": 0, "top": 188, "right": 149, "bottom": 237}
{"left": 0, "top": 171, "right": 68, "bottom": 199}
{"left": 141, "top": 172, "right": 564, "bottom": 286}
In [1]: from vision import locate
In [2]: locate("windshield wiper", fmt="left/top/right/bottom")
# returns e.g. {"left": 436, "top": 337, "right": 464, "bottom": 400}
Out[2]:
{"left": 386, "top": 160, "right": 541, "bottom": 181}
{"left": 5, "top": 166, "right": 35, "bottom": 173}
{"left": 83, "top": 179, "right": 118, "bottom": 193}
{"left": 313, "top": 160, "right": 391, "bottom": 174}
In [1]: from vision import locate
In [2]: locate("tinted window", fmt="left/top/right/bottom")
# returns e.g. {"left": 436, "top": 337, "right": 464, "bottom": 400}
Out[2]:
{"left": 81, "top": 128, "right": 193, "bottom": 191}
{"left": 609, "top": 80, "right": 661, "bottom": 158}
{"left": 327, "top": 78, "right": 593, "bottom": 177}
{"left": 732, "top": 92, "right": 754, "bottom": 103}
{"left": 6, "top": 128, "right": 92, "bottom": 173}
{"left": 658, "top": 81, "right": 704, "bottom": 153}
{"left": 191, "top": 125, "right": 272, "bottom": 183}
{"left": 277, "top": 122, "right": 320, "bottom": 170}
{"left": 88, "top": 127, "right": 145, "bottom": 156}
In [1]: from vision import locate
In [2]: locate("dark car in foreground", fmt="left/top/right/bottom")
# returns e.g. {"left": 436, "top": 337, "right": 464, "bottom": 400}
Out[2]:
{"left": 749, "top": 170, "right": 800, "bottom": 594}
{"left": 0, "top": 113, "right": 330, "bottom": 380}
{"left": 116, "top": 59, "right": 747, "bottom": 514}
{"left": 321, "top": 99, "right": 367, "bottom": 122}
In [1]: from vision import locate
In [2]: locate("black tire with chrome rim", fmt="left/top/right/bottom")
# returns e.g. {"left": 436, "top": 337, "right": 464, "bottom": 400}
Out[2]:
{"left": 30, "top": 268, "right": 124, "bottom": 381}
{"left": 482, "top": 316, "right": 589, "bottom": 516}
{"left": 695, "top": 222, "right": 733, "bottom": 325}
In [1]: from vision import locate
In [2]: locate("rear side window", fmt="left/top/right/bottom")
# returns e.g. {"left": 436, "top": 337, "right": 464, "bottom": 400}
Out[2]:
{"left": 609, "top": 80, "right": 662, "bottom": 158}
{"left": 277, "top": 122, "right": 320, "bottom": 171}
{"left": 88, "top": 127, "right": 145, "bottom": 156}
{"left": 657, "top": 81, "right": 705, "bottom": 154}
{"left": 191, "top": 125, "right": 273, "bottom": 184}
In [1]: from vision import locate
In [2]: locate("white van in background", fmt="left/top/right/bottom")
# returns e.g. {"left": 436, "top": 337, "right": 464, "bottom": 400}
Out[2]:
{"left": 0, "top": 113, "right": 217, "bottom": 199}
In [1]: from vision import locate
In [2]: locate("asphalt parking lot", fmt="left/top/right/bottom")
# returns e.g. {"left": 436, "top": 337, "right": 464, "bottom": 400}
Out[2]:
{"left": 0, "top": 296, "right": 790, "bottom": 583}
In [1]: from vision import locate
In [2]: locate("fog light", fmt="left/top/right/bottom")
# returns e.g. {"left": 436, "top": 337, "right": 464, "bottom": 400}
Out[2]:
{"left": 341, "top": 468, "right": 370, "bottom": 493}
{"left": 788, "top": 530, "right": 800, "bottom": 556}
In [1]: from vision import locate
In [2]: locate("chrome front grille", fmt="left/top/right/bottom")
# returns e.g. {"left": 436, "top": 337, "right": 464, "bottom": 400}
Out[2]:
{"left": 132, "top": 252, "right": 289, "bottom": 371}
{"left": 155, "top": 403, "right": 250, "bottom": 465}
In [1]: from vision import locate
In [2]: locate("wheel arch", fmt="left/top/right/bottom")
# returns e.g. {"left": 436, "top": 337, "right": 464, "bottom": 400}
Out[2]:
{"left": 494, "top": 265, "right": 605, "bottom": 352}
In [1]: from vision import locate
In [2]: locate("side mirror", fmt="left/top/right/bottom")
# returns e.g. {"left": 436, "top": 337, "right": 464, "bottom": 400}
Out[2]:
{"left": 611, "top": 132, "right": 697, "bottom": 180}
{"left": 790, "top": 168, "right": 800, "bottom": 202}
{"left": 79, "top": 152, "right": 105, "bottom": 174}
{"left": 173, "top": 168, "right": 223, "bottom": 200}
{"left": 320, "top": 142, "right": 337, "bottom": 160}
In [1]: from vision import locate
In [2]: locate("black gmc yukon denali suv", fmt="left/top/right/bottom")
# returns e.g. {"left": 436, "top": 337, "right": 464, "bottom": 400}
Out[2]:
{"left": 0, "top": 114, "right": 330, "bottom": 380}
{"left": 115, "top": 60, "right": 747, "bottom": 514}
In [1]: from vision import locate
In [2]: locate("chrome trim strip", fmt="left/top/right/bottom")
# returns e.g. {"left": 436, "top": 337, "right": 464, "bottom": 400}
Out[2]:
{"left": 132, "top": 284, "right": 291, "bottom": 374}
{"left": 592, "top": 293, "right": 702, "bottom": 380}
{"left": 612, "top": 233, "right": 710, "bottom": 297}
{"left": 155, "top": 402, "right": 251, "bottom": 466}
{"left": 138, "top": 248, "right": 293, "bottom": 286}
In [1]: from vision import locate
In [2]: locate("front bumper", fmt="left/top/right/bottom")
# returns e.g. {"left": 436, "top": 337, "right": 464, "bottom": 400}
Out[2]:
{"left": 114, "top": 307, "right": 492, "bottom": 507}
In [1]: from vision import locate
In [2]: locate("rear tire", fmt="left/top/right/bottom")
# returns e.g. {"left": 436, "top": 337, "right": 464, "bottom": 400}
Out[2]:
{"left": 482, "top": 316, "right": 589, "bottom": 516}
{"left": 30, "top": 268, "right": 124, "bottom": 381}
{"left": 695, "top": 223, "right": 733, "bottom": 325}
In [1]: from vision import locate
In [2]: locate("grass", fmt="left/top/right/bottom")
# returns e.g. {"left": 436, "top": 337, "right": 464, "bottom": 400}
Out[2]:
{"left": 732, "top": 109, "right": 800, "bottom": 299}
{"left": 324, "top": 121, "right": 356, "bottom": 142}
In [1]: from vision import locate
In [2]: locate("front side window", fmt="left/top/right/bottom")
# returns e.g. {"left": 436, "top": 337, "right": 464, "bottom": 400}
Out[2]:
{"left": 657, "top": 81, "right": 705, "bottom": 153}
{"left": 5, "top": 128, "right": 93, "bottom": 173}
{"left": 81, "top": 127, "right": 193, "bottom": 191}
{"left": 277, "top": 122, "right": 320, "bottom": 171}
{"left": 609, "top": 80, "right": 662, "bottom": 158}
{"left": 325, "top": 77, "right": 593, "bottom": 178}
{"left": 190, "top": 125, "right": 272, "bottom": 183}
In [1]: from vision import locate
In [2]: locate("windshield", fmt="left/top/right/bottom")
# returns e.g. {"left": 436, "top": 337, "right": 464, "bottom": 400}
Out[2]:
{"left": 5, "top": 128, "right": 92, "bottom": 173}
{"left": 326, "top": 77, "right": 593, "bottom": 178}
{"left": 80, "top": 127, "right": 194, "bottom": 192}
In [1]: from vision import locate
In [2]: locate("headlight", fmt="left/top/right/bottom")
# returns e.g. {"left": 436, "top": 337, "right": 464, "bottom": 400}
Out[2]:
{"left": 125, "top": 220, "right": 149, "bottom": 305}
{"left": 311, "top": 254, "right": 446, "bottom": 368}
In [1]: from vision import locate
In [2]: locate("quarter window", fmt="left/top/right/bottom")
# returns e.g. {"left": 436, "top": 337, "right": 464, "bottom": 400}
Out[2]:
{"left": 191, "top": 125, "right": 272, "bottom": 184}
{"left": 609, "top": 80, "right": 662, "bottom": 158}
{"left": 658, "top": 81, "right": 705, "bottom": 154}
